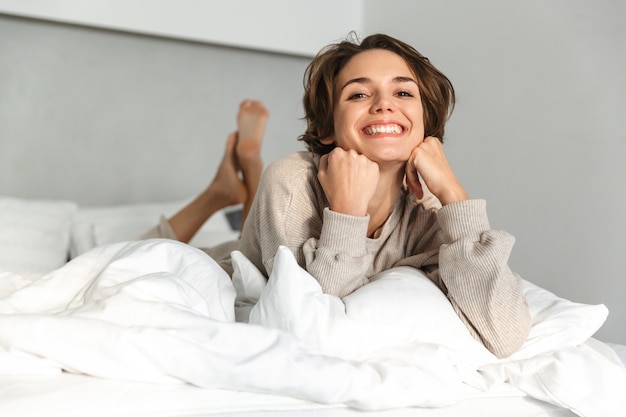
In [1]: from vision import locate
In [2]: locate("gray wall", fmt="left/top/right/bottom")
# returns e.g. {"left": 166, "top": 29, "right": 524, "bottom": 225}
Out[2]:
{"left": 364, "top": 0, "right": 626, "bottom": 344}
{"left": 0, "top": 15, "right": 309, "bottom": 205}
{"left": 1, "top": 1, "right": 624, "bottom": 345}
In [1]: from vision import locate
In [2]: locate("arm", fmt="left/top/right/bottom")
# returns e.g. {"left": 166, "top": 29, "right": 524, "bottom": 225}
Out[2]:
{"left": 406, "top": 138, "right": 530, "bottom": 358}
{"left": 302, "top": 208, "right": 373, "bottom": 297}
{"left": 239, "top": 154, "right": 375, "bottom": 295}
{"left": 307, "top": 148, "right": 381, "bottom": 295}
{"left": 413, "top": 200, "right": 531, "bottom": 358}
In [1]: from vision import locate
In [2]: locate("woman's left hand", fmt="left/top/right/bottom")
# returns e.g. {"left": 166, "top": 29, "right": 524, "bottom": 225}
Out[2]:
{"left": 405, "top": 136, "right": 469, "bottom": 205}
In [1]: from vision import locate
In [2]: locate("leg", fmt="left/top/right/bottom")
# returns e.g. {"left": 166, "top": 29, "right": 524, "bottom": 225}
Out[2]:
{"left": 210, "top": 131, "right": 249, "bottom": 207}
{"left": 235, "top": 100, "right": 268, "bottom": 226}
{"left": 161, "top": 100, "right": 268, "bottom": 243}
{"left": 168, "top": 132, "right": 247, "bottom": 243}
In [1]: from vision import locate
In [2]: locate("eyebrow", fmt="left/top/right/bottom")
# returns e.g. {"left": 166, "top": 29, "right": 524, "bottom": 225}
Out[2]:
{"left": 340, "top": 76, "right": 418, "bottom": 92}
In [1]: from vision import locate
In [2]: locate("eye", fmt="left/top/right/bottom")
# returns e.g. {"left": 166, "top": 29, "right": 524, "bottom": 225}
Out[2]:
{"left": 396, "top": 90, "right": 414, "bottom": 97}
{"left": 347, "top": 92, "right": 368, "bottom": 100}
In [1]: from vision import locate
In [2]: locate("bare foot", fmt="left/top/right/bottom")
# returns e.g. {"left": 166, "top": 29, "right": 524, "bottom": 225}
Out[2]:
{"left": 236, "top": 99, "right": 268, "bottom": 162}
{"left": 209, "top": 132, "right": 247, "bottom": 207}
{"left": 235, "top": 100, "right": 268, "bottom": 225}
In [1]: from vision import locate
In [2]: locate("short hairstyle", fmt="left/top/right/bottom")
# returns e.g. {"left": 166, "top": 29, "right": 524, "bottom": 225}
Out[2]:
{"left": 298, "top": 33, "right": 455, "bottom": 155}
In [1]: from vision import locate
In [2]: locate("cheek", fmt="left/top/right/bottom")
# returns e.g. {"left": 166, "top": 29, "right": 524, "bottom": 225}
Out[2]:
{"left": 332, "top": 109, "right": 344, "bottom": 134}
{"left": 408, "top": 137, "right": 423, "bottom": 152}
{"left": 417, "top": 109, "right": 427, "bottom": 135}
{"left": 332, "top": 110, "right": 353, "bottom": 139}
{"left": 406, "top": 131, "right": 425, "bottom": 153}
{"left": 410, "top": 121, "right": 425, "bottom": 142}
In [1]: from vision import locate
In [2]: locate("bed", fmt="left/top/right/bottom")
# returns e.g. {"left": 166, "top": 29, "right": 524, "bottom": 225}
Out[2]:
{"left": 0, "top": 195, "right": 625, "bottom": 417}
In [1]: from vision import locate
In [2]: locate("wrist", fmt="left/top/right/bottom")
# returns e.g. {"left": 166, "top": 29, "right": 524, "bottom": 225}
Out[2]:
{"left": 329, "top": 199, "right": 369, "bottom": 217}
{"left": 437, "top": 186, "right": 469, "bottom": 206}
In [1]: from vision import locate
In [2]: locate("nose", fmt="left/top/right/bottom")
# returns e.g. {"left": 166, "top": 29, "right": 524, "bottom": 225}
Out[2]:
{"left": 370, "top": 94, "right": 394, "bottom": 114}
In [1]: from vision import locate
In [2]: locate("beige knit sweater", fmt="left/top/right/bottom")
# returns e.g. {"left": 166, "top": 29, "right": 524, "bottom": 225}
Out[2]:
{"left": 146, "top": 151, "right": 531, "bottom": 358}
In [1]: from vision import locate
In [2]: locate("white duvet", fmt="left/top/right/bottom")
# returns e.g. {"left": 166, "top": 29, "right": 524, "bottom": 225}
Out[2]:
{"left": 0, "top": 239, "right": 624, "bottom": 416}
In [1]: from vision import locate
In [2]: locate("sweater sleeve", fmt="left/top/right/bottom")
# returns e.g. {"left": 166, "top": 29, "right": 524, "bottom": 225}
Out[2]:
{"left": 138, "top": 215, "right": 179, "bottom": 240}
{"left": 238, "top": 153, "right": 374, "bottom": 296}
{"left": 238, "top": 154, "right": 320, "bottom": 277}
{"left": 302, "top": 208, "right": 373, "bottom": 297}
{"left": 429, "top": 199, "right": 531, "bottom": 358}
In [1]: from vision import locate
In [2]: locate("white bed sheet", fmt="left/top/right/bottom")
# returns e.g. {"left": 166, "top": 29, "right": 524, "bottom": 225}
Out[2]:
{"left": 2, "top": 365, "right": 610, "bottom": 417}
{"left": 1, "top": 240, "right": 624, "bottom": 417}
{"left": 1, "top": 368, "right": 616, "bottom": 417}
{"left": 6, "top": 344, "right": 624, "bottom": 417}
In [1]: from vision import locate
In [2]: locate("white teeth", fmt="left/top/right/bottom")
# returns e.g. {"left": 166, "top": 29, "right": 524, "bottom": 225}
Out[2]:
{"left": 365, "top": 124, "right": 402, "bottom": 135}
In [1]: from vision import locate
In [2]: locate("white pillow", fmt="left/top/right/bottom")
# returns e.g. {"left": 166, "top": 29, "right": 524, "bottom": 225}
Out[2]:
{"left": 0, "top": 196, "right": 78, "bottom": 274}
{"left": 244, "top": 246, "right": 608, "bottom": 364}
{"left": 70, "top": 201, "right": 240, "bottom": 258}
{"left": 508, "top": 280, "right": 609, "bottom": 361}
{"left": 231, "top": 250, "right": 268, "bottom": 323}
{"left": 246, "top": 247, "right": 493, "bottom": 362}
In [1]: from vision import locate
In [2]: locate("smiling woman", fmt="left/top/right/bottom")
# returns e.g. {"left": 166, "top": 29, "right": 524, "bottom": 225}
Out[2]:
{"left": 135, "top": 32, "right": 528, "bottom": 359}
{"left": 231, "top": 33, "right": 531, "bottom": 359}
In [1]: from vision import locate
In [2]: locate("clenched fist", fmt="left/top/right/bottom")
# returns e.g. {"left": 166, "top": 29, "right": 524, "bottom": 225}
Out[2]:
{"left": 318, "top": 147, "right": 380, "bottom": 216}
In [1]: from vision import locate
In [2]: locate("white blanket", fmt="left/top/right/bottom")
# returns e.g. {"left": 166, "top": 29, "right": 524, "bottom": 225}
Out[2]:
{"left": 0, "top": 239, "right": 624, "bottom": 415}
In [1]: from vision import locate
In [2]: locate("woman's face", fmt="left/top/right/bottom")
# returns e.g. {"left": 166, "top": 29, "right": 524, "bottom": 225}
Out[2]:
{"left": 327, "top": 49, "right": 425, "bottom": 169}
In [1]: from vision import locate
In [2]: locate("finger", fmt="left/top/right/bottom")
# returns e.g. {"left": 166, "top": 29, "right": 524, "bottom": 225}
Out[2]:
{"left": 317, "top": 154, "right": 329, "bottom": 184}
{"left": 405, "top": 162, "right": 424, "bottom": 199}
{"left": 319, "top": 154, "right": 329, "bottom": 170}
{"left": 423, "top": 136, "right": 440, "bottom": 144}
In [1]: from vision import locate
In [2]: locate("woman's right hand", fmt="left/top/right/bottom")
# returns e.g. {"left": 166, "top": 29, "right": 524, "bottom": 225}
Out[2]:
{"left": 318, "top": 147, "right": 380, "bottom": 216}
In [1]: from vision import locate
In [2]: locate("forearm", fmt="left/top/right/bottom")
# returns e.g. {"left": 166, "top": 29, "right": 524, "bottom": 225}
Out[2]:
{"left": 435, "top": 200, "right": 531, "bottom": 358}
{"left": 246, "top": 154, "right": 375, "bottom": 297}
{"left": 303, "top": 208, "right": 372, "bottom": 298}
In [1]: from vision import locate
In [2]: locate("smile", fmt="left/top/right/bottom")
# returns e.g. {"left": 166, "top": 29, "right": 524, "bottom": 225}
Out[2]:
{"left": 363, "top": 124, "right": 403, "bottom": 135}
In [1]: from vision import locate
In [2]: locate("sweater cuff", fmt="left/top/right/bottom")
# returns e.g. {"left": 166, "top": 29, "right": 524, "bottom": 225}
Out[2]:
{"left": 318, "top": 208, "right": 369, "bottom": 254}
{"left": 437, "top": 199, "right": 490, "bottom": 242}
{"left": 139, "top": 215, "right": 179, "bottom": 240}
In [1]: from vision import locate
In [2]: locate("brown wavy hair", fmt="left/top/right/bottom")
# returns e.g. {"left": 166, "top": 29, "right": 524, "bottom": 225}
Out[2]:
{"left": 298, "top": 33, "right": 455, "bottom": 155}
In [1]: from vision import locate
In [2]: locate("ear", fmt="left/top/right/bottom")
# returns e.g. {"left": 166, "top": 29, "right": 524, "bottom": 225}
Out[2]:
{"left": 320, "top": 136, "right": 335, "bottom": 145}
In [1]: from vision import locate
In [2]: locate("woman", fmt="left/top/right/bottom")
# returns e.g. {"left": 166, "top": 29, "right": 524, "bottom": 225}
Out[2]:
{"left": 236, "top": 33, "right": 530, "bottom": 358}
{"left": 147, "top": 34, "right": 531, "bottom": 359}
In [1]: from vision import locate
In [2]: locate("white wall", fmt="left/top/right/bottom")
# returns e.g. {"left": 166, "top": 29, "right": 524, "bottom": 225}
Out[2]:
{"left": 0, "top": 0, "right": 363, "bottom": 56}
{"left": 363, "top": 0, "right": 626, "bottom": 344}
